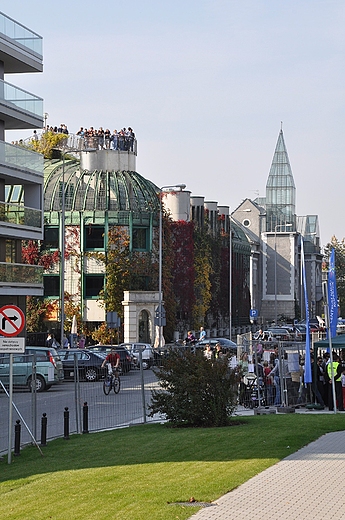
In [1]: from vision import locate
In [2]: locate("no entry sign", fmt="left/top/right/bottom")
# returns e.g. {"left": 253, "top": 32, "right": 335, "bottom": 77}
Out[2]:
{"left": 0, "top": 305, "right": 25, "bottom": 337}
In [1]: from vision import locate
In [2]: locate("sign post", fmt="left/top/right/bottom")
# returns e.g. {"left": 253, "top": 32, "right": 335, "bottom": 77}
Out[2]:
{"left": 0, "top": 305, "right": 25, "bottom": 464}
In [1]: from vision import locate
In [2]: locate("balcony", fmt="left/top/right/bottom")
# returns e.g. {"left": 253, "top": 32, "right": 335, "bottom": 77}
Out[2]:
{"left": 0, "top": 261, "right": 43, "bottom": 296}
{"left": 0, "top": 79, "right": 43, "bottom": 128}
{"left": 0, "top": 140, "right": 43, "bottom": 183}
{"left": 0, "top": 12, "right": 43, "bottom": 73}
{"left": 0, "top": 200, "right": 41, "bottom": 230}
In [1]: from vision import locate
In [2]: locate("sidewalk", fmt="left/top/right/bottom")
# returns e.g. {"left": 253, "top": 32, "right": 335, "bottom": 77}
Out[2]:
{"left": 189, "top": 428, "right": 345, "bottom": 519}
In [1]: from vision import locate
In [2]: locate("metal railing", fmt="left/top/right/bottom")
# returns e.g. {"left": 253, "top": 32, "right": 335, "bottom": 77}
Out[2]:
{"left": 52, "top": 133, "right": 138, "bottom": 154}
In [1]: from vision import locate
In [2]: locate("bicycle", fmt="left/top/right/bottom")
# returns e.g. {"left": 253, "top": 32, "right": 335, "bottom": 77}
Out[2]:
{"left": 103, "top": 365, "right": 121, "bottom": 395}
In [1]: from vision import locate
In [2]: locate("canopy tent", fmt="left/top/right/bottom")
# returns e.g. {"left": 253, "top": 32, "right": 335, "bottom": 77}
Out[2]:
{"left": 313, "top": 335, "right": 345, "bottom": 350}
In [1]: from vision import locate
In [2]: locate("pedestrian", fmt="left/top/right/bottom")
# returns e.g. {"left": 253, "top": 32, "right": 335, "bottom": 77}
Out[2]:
{"left": 199, "top": 326, "right": 206, "bottom": 342}
{"left": 327, "top": 353, "right": 344, "bottom": 411}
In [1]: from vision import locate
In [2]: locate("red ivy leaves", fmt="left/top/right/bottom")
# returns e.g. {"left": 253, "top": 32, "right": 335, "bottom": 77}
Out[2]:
{"left": 22, "top": 240, "right": 60, "bottom": 268}
{"left": 170, "top": 220, "right": 195, "bottom": 314}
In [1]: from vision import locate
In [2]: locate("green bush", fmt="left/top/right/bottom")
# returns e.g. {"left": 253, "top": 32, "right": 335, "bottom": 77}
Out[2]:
{"left": 148, "top": 348, "right": 239, "bottom": 427}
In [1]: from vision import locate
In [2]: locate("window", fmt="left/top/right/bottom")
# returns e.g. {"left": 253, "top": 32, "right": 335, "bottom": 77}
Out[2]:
{"left": 132, "top": 227, "right": 148, "bottom": 251}
{"left": 243, "top": 219, "right": 251, "bottom": 227}
{"left": 85, "top": 225, "right": 105, "bottom": 249}
{"left": 44, "top": 276, "right": 60, "bottom": 297}
{"left": 43, "top": 227, "right": 59, "bottom": 249}
{"left": 85, "top": 275, "right": 104, "bottom": 298}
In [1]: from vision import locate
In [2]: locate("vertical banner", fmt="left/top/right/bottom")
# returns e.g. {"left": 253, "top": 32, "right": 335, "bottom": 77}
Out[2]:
{"left": 301, "top": 239, "right": 312, "bottom": 383}
{"left": 327, "top": 248, "right": 338, "bottom": 339}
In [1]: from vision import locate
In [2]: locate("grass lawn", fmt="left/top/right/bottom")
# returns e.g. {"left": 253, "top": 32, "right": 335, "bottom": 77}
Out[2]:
{"left": 0, "top": 414, "right": 344, "bottom": 520}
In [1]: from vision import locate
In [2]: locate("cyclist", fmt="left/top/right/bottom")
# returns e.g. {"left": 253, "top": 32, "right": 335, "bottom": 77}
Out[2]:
{"left": 101, "top": 348, "right": 120, "bottom": 375}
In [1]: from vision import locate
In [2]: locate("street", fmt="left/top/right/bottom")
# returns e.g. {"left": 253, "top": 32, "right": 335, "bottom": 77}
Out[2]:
{"left": 0, "top": 368, "right": 161, "bottom": 454}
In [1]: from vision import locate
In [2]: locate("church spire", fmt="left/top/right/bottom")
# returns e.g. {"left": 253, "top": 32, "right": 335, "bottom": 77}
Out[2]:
{"left": 265, "top": 129, "right": 296, "bottom": 232}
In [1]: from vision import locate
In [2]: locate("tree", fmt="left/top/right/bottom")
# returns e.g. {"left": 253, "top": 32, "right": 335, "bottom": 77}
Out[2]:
{"left": 148, "top": 348, "right": 239, "bottom": 427}
{"left": 27, "top": 131, "right": 69, "bottom": 159}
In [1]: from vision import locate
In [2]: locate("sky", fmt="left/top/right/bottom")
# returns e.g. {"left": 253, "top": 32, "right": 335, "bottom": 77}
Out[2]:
{"left": 2, "top": 0, "right": 345, "bottom": 246}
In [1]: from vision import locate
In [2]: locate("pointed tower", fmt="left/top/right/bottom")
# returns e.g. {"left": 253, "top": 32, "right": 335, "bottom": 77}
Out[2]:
{"left": 265, "top": 129, "right": 296, "bottom": 232}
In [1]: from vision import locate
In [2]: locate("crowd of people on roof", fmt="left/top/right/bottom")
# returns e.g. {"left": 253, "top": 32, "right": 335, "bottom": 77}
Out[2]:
{"left": 76, "top": 126, "right": 136, "bottom": 151}
{"left": 40, "top": 124, "right": 136, "bottom": 151}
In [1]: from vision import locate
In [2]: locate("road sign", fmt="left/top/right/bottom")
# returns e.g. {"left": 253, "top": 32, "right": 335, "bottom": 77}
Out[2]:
{"left": 250, "top": 309, "right": 258, "bottom": 318}
{"left": 154, "top": 304, "right": 166, "bottom": 326}
{"left": 0, "top": 305, "right": 25, "bottom": 337}
{"left": 0, "top": 337, "right": 25, "bottom": 353}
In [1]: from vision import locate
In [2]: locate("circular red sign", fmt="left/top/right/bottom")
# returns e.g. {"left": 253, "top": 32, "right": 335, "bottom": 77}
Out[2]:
{"left": 0, "top": 305, "right": 25, "bottom": 337}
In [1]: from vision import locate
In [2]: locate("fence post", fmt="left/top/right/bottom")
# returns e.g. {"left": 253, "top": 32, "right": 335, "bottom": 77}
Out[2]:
{"left": 82, "top": 402, "right": 89, "bottom": 434}
{"left": 64, "top": 407, "right": 70, "bottom": 440}
{"left": 41, "top": 413, "right": 47, "bottom": 446}
{"left": 14, "top": 420, "right": 21, "bottom": 456}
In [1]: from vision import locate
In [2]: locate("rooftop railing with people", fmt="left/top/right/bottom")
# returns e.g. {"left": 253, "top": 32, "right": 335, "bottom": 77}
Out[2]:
{"left": 55, "top": 133, "right": 137, "bottom": 155}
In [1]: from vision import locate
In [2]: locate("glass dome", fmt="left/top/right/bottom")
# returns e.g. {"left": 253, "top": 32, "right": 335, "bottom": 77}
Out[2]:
{"left": 44, "top": 159, "right": 160, "bottom": 216}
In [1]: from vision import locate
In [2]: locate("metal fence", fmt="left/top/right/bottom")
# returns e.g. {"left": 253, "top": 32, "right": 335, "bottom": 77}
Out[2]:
{"left": 0, "top": 341, "right": 334, "bottom": 456}
{"left": 0, "top": 359, "right": 162, "bottom": 457}
{"left": 236, "top": 338, "right": 329, "bottom": 410}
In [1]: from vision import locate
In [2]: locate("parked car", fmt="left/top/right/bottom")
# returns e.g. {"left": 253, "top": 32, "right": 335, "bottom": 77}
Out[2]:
{"left": 0, "top": 346, "right": 64, "bottom": 392}
{"left": 298, "top": 318, "right": 324, "bottom": 332}
{"left": 266, "top": 327, "right": 292, "bottom": 341}
{"left": 337, "top": 318, "right": 345, "bottom": 334}
{"left": 197, "top": 338, "right": 237, "bottom": 354}
{"left": 293, "top": 324, "right": 307, "bottom": 341}
{"left": 120, "top": 343, "right": 154, "bottom": 370}
{"left": 57, "top": 348, "right": 107, "bottom": 381}
{"left": 86, "top": 345, "right": 134, "bottom": 373}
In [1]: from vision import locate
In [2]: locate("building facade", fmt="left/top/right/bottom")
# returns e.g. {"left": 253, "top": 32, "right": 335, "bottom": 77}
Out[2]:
{"left": 0, "top": 11, "right": 44, "bottom": 327}
{"left": 233, "top": 129, "right": 322, "bottom": 325}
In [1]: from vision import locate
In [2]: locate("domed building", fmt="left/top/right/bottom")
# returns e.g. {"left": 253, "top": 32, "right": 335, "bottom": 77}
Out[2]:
{"left": 42, "top": 141, "right": 161, "bottom": 344}
{"left": 14, "top": 134, "right": 253, "bottom": 344}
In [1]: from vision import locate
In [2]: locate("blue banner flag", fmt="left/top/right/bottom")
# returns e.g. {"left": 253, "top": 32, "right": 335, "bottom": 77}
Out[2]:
{"left": 301, "top": 239, "right": 312, "bottom": 383}
{"left": 327, "top": 248, "right": 338, "bottom": 339}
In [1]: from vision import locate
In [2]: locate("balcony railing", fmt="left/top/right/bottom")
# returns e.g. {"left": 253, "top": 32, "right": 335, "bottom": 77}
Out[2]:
{"left": 0, "top": 140, "right": 43, "bottom": 176}
{"left": 0, "top": 11, "right": 42, "bottom": 56}
{"left": 0, "top": 201, "right": 42, "bottom": 228}
{"left": 0, "top": 79, "right": 43, "bottom": 119}
{"left": 53, "top": 134, "right": 137, "bottom": 155}
{"left": 0, "top": 262, "right": 44, "bottom": 285}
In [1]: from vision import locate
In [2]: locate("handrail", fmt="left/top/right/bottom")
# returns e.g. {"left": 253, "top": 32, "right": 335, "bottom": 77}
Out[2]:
{"left": 0, "top": 11, "right": 42, "bottom": 56}
{"left": 0, "top": 140, "right": 43, "bottom": 176}
{"left": 0, "top": 78, "right": 43, "bottom": 119}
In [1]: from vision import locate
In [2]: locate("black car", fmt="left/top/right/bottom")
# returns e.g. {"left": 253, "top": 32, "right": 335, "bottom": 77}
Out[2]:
{"left": 57, "top": 348, "right": 106, "bottom": 382}
{"left": 86, "top": 345, "right": 133, "bottom": 373}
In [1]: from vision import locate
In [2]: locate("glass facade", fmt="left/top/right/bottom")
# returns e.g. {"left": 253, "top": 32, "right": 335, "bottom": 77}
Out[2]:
{"left": 266, "top": 130, "right": 296, "bottom": 232}
{"left": 0, "top": 11, "right": 42, "bottom": 55}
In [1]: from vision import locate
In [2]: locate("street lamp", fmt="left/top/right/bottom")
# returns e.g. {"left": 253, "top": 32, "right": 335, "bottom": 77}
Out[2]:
{"left": 274, "top": 223, "right": 293, "bottom": 324}
{"left": 229, "top": 214, "right": 232, "bottom": 340}
{"left": 157, "top": 184, "right": 186, "bottom": 348}
{"left": 59, "top": 144, "right": 80, "bottom": 345}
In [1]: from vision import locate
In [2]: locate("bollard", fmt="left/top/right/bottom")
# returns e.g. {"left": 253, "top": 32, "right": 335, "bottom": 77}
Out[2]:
{"left": 63, "top": 407, "right": 70, "bottom": 440}
{"left": 14, "top": 420, "right": 21, "bottom": 456}
{"left": 82, "top": 402, "right": 89, "bottom": 434}
{"left": 41, "top": 413, "right": 47, "bottom": 446}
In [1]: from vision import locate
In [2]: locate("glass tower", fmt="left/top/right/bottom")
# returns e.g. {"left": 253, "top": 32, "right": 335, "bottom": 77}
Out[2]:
{"left": 265, "top": 130, "right": 296, "bottom": 232}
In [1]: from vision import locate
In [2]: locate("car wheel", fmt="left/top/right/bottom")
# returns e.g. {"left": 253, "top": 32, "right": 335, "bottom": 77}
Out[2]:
{"left": 28, "top": 375, "right": 46, "bottom": 392}
{"left": 141, "top": 360, "right": 149, "bottom": 370}
{"left": 84, "top": 368, "right": 98, "bottom": 382}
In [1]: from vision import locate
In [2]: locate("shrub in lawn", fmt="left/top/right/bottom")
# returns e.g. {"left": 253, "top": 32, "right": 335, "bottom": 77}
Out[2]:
{"left": 148, "top": 348, "right": 239, "bottom": 427}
